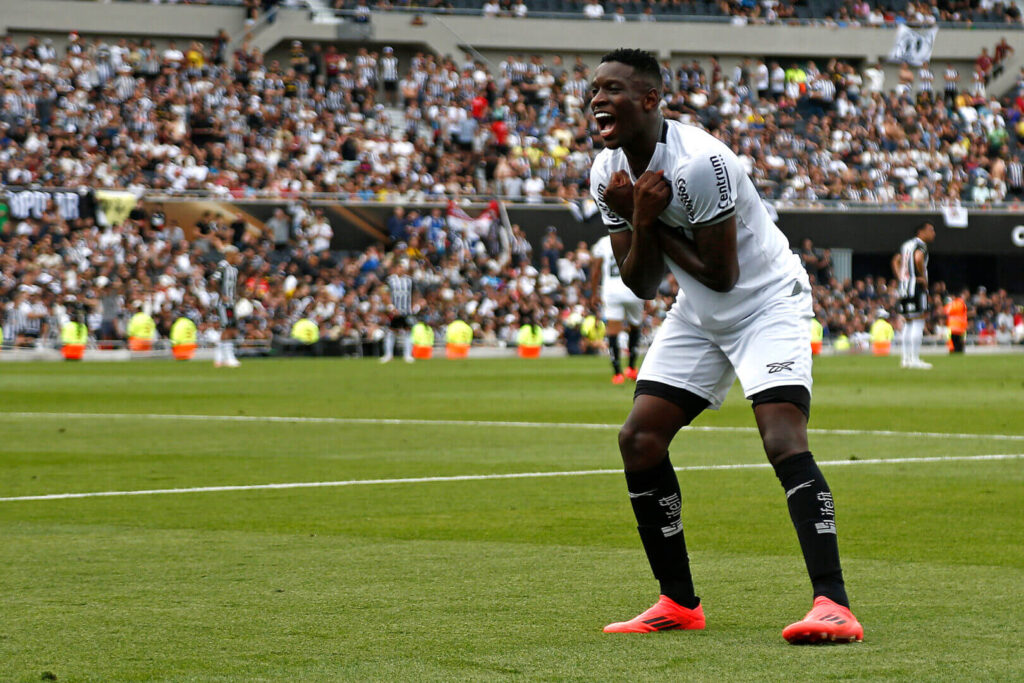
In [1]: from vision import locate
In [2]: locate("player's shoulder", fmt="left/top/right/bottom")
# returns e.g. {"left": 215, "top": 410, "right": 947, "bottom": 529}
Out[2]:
{"left": 590, "top": 147, "right": 623, "bottom": 178}
{"left": 664, "top": 119, "right": 729, "bottom": 154}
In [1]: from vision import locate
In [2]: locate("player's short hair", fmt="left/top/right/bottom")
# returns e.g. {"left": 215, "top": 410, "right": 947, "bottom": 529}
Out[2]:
{"left": 600, "top": 48, "right": 662, "bottom": 92}
{"left": 914, "top": 221, "right": 934, "bottom": 236}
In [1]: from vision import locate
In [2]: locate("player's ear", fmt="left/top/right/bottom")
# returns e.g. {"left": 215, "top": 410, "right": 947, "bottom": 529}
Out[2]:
{"left": 642, "top": 86, "right": 661, "bottom": 112}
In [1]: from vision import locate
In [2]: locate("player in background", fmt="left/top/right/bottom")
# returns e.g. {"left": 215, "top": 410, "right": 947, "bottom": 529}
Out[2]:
{"left": 381, "top": 263, "right": 415, "bottom": 363}
{"left": 212, "top": 249, "right": 241, "bottom": 368}
{"left": 892, "top": 222, "right": 935, "bottom": 369}
{"left": 588, "top": 49, "right": 861, "bottom": 643}
{"left": 590, "top": 234, "right": 644, "bottom": 384}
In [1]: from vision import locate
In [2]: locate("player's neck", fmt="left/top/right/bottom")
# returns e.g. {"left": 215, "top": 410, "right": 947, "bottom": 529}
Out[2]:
{"left": 624, "top": 117, "right": 664, "bottom": 177}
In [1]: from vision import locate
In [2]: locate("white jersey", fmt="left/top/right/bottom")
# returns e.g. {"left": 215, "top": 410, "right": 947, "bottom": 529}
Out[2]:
{"left": 589, "top": 119, "right": 808, "bottom": 330}
{"left": 591, "top": 234, "right": 637, "bottom": 301}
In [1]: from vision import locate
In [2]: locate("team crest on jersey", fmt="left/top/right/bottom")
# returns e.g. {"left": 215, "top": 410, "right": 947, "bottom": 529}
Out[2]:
{"left": 675, "top": 177, "right": 696, "bottom": 223}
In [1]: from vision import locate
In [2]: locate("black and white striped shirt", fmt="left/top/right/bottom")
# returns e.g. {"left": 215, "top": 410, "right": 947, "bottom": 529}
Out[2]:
{"left": 1007, "top": 159, "right": 1023, "bottom": 190}
{"left": 944, "top": 67, "right": 958, "bottom": 92}
{"left": 94, "top": 60, "right": 115, "bottom": 86}
{"left": 812, "top": 77, "right": 835, "bottom": 103}
{"left": 216, "top": 260, "right": 239, "bottom": 305}
{"left": 380, "top": 55, "right": 399, "bottom": 82}
{"left": 325, "top": 86, "right": 345, "bottom": 111}
{"left": 918, "top": 67, "right": 934, "bottom": 92}
{"left": 897, "top": 236, "right": 928, "bottom": 299}
{"left": 112, "top": 74, "right": 136, "bottom": 101}
{"left": 386, "top": 273, "right": 413, "bottom": 315}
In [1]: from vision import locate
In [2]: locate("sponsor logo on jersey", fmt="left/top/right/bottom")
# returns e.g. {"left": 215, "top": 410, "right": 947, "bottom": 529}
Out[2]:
{"left": 596, "top": 182, "right": 623, "bottom": 224}
{"left": 766, "top": 361, "right": 795, "bottom": 374}
{"left": 710, "top": 154, "right": 732, "bottom": 210}
{"left": 675, "top": 177, "right": 696, "bottom": 223}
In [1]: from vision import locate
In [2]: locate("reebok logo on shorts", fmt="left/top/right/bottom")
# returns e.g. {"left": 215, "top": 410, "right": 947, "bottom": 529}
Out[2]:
{"left": 766, "top": 361, "right": 795, "bottom": 374}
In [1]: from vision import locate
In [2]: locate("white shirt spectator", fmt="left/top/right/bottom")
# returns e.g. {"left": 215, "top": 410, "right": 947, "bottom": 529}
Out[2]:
{"left": 308, "top": 217, "right": 334, "bottom": 253}
{"left": 584, "top": 0, "right": 605, "bottom": 19}
{"left": 523, "top": 176, "right": 545, "bottom": 203}
{"left": 863, "top": 64, "right": 885, "bottom": 94}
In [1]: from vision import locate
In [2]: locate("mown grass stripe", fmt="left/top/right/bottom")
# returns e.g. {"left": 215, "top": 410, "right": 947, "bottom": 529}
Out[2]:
{"left": 2, "top": 411, "right": 1023, "bottom": 441}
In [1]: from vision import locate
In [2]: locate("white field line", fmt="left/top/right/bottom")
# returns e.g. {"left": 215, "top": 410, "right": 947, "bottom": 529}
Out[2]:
{"left": 2, "top": 411, "right": 1024, "bottom": 442}
{"left": 0, "top": 453, "right": 1020, "bottom": 503}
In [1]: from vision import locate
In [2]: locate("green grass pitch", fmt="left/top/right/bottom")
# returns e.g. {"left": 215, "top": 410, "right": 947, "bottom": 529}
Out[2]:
{"left": 1, "top": 354, "right": 1022, "bottom": 681}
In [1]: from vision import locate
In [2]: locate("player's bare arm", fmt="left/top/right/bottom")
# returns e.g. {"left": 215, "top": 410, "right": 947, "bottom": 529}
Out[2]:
{"left": 588, "top": 254, "right": 603, "bottom": 308}
{"left": 602, "top": 170, "right": 669, "bottom": 300}
{"left": 913, "top": 249, "right": 927, "bottom": 288}
{"left": 655, "top": 216, "right": 739, "bottom": 293}
{"left": 891, "top": 252, "right": 902, "bottom": 279}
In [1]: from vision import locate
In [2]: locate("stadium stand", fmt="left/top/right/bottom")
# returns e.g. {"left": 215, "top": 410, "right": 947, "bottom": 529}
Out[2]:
{"left": 1, "top": 31, "right": 1022, "bottom": 203}
{"left": 95, "top": 0, "right": 1024, "bottom": 26}
{"left": 1, "top": 9, "right": 1022, "bottom": 355}
{"left": 2, "top": 190, "right": 1021, "bottom": 354}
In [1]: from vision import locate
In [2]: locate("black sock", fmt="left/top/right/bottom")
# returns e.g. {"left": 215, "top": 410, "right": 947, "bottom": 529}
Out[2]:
{"left": 627, "top": 328, "right": 640, "bottom": 369}
{"left": 607, "top": 333, "right": 621, "bottom": 375}
{"left": 773, "top": 452, "right": 849, "bottom": 608}
{"left": 624, "top": 454, "right": 699, "bottom": 609}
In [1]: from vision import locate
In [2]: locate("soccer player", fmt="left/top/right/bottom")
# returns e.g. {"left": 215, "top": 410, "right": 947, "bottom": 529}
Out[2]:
{"left": 212, "top": 250, "right": 241, "bottom": 368}
{"left": 381, "top": 263, "right": 415, "bottom": 364}
{"left": 892, "top": 222, "right": 935, "bottom": 370}
{"left": 588, "top": 49, "right": 862, "bottom": 643}
{"left": 590, "top": 234, "right": 644, "bottom": 384}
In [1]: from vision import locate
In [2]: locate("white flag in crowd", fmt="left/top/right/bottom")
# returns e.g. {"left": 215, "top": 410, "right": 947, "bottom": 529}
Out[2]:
{"left": 888, "top": 25, "right": 939, "bottom": 66}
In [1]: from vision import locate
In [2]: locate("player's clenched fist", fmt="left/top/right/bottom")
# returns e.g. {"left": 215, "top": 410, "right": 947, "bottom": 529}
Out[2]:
{"left": 603, "top": 169, "right": 634, "bottom": 222}
{"left": 632, "top": 170, "right": 671, "bottom": 229}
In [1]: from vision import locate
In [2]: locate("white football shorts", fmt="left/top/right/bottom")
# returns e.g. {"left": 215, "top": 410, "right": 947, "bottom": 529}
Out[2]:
{"left": 603, "top": 292, "right": 644, "bottom": 326}
{"left": 637, "top": 289, "right": 813, "bottom": 409}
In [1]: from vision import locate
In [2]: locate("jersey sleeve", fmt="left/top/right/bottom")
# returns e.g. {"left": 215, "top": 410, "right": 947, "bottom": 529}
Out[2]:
{"left": 591, "top": 236, "right": 610, "bottom": 260}
{"left": 672, "top": 151, "right": 740, "bottom": 229}
{"left": 589, "top": 162, "right": 629, "bottom": 233}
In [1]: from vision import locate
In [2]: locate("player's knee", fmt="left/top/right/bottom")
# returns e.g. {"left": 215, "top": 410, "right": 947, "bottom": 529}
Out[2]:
{"left": 760, "top": 426, "right": 805, "bottom": 463}
{"left": 618, "top": 424, "right": 667, "bottom": 467}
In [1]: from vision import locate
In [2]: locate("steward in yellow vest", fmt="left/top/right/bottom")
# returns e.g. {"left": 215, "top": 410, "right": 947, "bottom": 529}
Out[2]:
{"left": 128, "top": 310, "right": 156, "bottom": 351}
{"left": 581, "top": 315, "right": 606, "bottom": 342}
{"left": 810, "top": 318, "right": 824, "bottom": 355}
{"left": 411, "top": 322, "right": 435, "bottom": 359}
{"left": 291, "top": 318, "right": 320, "bottom": 344}
{"left": 170, "top": 317, "right": 198, "bottom": 359}
{"left": 61, "top": 320, "right": 89, "bottom": 360}
{"left": 516, "top": 321, "right": 544, "bottom": 358}
{"left": 445, "top": 319, "right": 473, "bottom": 359}
{"left": 869, "top": 314, "right": 894, "bottom": 356}
{"left": 412, "top": 322, "right": 435, "bottom": 347}
{"left": 61, "top": 321, "right": 88, "bottom": 344}
{"left": 170, "top": 317, "right": 198, "bottom": 346}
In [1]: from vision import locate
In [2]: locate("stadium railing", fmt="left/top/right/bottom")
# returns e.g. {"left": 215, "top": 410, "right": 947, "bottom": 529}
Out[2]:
{"left": 325, "top": 5, "right": 1023, "bottom": 29}
{"left": 5, "top": 186, "right": 1020, "bottom": 212}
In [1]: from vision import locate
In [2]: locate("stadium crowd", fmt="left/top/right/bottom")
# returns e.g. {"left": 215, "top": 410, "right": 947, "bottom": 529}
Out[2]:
{"left": 1, "top": 30, "right": 1022, "bottom": 352}
{"left": 1, "top": 32, "right": 1023, "bottom": 205}
{"left": 2, "top": 196, "right": 1021, "bottom": 353}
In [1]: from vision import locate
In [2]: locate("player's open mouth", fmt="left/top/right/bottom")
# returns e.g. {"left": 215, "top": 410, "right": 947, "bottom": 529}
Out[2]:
{"left": 594, "top": 112, "right": 617, "bottom": 137}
